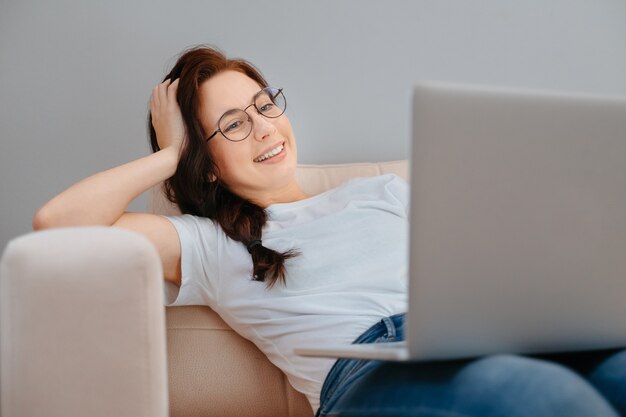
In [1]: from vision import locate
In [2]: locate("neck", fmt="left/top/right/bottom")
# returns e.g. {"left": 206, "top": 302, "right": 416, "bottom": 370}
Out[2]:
{"left": 247, "top": 181, "right": 311, "bottom": 208}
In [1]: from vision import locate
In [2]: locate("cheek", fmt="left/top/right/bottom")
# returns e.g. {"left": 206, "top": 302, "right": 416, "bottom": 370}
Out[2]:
{"left": 207, "top": 143, "right": 230, "bottom": 177}
{"left": 208, "top": 142, "right": 249, "bottom": 181}
{"left": 276, "top": 119, "right": 295, "bottom": 145}
{"left": 279, "top": 116, "right": 293, "bottom": 134}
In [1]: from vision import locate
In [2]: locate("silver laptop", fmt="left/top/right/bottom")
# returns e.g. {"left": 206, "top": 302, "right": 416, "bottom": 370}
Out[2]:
{"left": 295, "top": 82, "right": 626, "bottom": 362}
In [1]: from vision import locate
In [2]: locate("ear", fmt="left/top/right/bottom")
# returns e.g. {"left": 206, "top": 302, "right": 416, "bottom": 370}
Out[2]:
{"left": 208, "top": 172, "right": 217, "bottom": 182}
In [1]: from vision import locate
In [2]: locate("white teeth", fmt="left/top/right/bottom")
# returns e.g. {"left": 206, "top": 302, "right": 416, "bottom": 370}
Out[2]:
{"left": 254, "top": 144, "right": 284, "bottom": 162}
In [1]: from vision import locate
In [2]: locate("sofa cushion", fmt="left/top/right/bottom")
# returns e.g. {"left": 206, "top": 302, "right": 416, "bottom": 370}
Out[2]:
{"left": 166, "top": 306, "right": 313, "bottom": 417}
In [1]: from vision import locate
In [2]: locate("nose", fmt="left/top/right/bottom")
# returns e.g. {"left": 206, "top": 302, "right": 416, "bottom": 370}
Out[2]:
{"left": 248, "top": 110, "right": 276, "bottom": 142}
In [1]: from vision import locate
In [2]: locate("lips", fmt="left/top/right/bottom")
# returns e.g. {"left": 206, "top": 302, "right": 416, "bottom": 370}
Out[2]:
{"left": 253, "top": 142, "right": 285, "bottom": 163}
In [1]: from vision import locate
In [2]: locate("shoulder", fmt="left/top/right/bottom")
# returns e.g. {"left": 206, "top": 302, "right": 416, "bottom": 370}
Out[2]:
{"left": 162, "top": 214, "right": 220, "bottom": 247}
{"left": 164, "top": 213, "right": 217, "bottom": 229}
{"left": 339, "top": 173, "right": 408, "bottom": 197}
{"left": 343, "top": 173, "right": 406, "bottom": 188}
{"left": 339, "top": 174, "right": 409, "bottom": 214}
{"left": 161, "top": 214, "right": 222, "bottom": 307}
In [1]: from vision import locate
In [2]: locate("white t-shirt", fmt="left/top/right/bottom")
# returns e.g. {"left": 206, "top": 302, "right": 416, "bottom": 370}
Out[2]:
{"left": 163, "top": 174, "right": 409, "bottom": 412}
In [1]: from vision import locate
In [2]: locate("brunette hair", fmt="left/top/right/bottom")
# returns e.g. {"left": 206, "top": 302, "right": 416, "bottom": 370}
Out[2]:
{"left": 148, "top": 45, "right": 297, "bottom": 288}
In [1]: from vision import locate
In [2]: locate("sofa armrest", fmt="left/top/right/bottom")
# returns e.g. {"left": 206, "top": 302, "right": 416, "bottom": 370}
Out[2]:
{"left": 1, "top": 227, "right": 168, "bottom": 417}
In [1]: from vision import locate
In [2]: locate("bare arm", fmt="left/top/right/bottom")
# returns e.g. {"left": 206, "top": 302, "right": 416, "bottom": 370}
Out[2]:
{"left": 32, "top": 147, "right": 179, "bottom": 228}
{"left": 33, "top": 79, "right": 186, "bottom": 285}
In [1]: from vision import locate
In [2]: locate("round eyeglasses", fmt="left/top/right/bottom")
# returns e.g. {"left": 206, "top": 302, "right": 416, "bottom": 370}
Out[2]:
{"left": 206, "top": 87, "right": 287, "bottom": 142}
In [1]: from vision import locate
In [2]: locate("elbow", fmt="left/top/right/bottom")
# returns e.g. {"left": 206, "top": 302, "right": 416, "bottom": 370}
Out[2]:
{"left": 32, "top": 207, "right": 53, "bottom": 231}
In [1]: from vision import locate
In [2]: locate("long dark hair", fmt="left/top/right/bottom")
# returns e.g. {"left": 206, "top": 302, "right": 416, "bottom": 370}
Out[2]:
{"left": 148, "top": 45, "right": 297, "bottom": 288}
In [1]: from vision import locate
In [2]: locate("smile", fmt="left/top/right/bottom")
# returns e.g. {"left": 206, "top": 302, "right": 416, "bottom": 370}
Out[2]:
{"left": 254, "top": 143, "right": 285, "bottom": 162}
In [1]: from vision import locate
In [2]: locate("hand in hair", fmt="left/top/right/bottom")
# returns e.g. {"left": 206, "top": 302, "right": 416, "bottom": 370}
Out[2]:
{"left": 150, "top": 78, "right": 186, "bottom": 152}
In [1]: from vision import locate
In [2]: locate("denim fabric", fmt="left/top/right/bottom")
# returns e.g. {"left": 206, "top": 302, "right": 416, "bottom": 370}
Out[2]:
{"left": 316, "top": 313, "right": 405, "bottom": 417}
{"left": 316, "top": 313, "right": 626, "bottom": 417}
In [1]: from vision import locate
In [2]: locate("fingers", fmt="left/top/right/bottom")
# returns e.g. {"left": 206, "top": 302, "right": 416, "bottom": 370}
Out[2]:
{"left": 165, "top": 79, "right": 180, "bottom": 111}
{"left": 149, "top": 77, "right": 186, "bottom": 151}
{"left": 150, "top": 85, "right": 159, "bottom": 114}
{"left": 167, "top": 78, "right": 179, "bottom": 104}
{"left": 157, "top": 79, "right": 171, "bottom": 108}
{"left": 151, "top": 79, "right": 179, "bottom": 112}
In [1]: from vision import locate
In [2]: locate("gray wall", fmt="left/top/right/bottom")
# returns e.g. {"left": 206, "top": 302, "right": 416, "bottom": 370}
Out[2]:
{"left": 2, "top": 0, "right": 626, "bottom": 250}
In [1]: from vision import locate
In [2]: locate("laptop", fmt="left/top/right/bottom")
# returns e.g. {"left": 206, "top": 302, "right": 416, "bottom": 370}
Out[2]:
{"left": 294, "top": 82, "right": 626, "bottom": 362}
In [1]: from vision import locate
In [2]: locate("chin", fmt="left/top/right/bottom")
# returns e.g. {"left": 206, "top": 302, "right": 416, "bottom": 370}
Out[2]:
{"left": 273, "top": 158, "right": 297, "bottom": 181}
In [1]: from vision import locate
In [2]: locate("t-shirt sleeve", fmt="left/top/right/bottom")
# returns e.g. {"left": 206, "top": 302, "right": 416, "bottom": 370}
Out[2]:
{"left": 161, "top": 214, "right": 220, "bottom": 308}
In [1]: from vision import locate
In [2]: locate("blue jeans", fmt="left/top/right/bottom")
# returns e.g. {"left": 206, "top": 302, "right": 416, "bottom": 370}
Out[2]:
{"left": 316, "top": 313, "right": 626, "bottom": 417}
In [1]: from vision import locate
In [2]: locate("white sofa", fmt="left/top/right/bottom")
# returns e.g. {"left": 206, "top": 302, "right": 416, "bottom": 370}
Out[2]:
{"left": 0, "top": 161, "right": 408, "bottom": 417}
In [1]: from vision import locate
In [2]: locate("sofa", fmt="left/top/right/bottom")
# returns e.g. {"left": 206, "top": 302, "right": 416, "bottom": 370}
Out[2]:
{"left": 0, "top": 160, "right": 408, "bottom": 417}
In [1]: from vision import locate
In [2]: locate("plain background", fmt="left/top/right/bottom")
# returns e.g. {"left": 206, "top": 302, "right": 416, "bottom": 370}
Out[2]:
{"left": 1, "top": 0, "right": 626, "bottom": 251}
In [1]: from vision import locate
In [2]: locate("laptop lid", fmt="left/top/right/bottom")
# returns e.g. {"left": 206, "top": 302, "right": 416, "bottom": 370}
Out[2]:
{"left": 407, "top": 82, "right": 626, "bottom": 360}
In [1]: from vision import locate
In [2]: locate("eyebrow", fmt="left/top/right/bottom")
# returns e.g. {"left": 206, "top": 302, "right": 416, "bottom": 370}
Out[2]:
{"left": 211, "top": 89, "right": 262, "bottom": 126}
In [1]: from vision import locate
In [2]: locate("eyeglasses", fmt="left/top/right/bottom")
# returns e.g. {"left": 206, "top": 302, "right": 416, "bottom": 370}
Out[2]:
{"left": 206, "top": 87, "right": 287, "bottom": 142}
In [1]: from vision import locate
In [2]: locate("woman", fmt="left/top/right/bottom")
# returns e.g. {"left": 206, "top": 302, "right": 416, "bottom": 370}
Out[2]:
{"left": 33, "top": 45, "right": 626, "bottom": 417}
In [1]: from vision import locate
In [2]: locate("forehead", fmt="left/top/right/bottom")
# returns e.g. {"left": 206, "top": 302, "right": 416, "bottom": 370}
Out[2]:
{"left": 199, "top": 70, "right": 263, "bottom": 124}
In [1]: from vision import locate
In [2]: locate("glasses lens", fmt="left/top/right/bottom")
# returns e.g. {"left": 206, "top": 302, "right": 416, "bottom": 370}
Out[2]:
{"left": 218, "top": 109, "right": 251, "bottom": 142}
{"left": 255, "top": 87, "right": 286, "bottom": 118}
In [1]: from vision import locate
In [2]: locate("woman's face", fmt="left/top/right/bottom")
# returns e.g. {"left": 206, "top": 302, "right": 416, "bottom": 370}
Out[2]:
{"left": 198, "top": 70, "right": 299, "bottom": 205}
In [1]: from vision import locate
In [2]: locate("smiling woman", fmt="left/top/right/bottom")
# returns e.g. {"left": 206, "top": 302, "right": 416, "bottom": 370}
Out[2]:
{"left": 147, "top": 48, "right": 308, "bottom": 287}
{"left": 31, "top": 45, "right": 626, "bottom": 417}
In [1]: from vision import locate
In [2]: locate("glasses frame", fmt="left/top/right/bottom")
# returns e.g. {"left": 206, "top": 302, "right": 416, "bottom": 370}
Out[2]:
{"left": 205, "top": 87, "right": 286, "bottom": 142}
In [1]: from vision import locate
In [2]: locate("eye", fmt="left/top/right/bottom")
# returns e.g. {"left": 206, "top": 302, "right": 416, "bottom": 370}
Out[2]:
{"left": 256, "top": 94, "right": 274, "bottom": 113}
{"left": 223, "top": 120, "right": 243, "bottom": 133}
{"left": 259, "top": 102, "right": 275, "bottom": 113}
